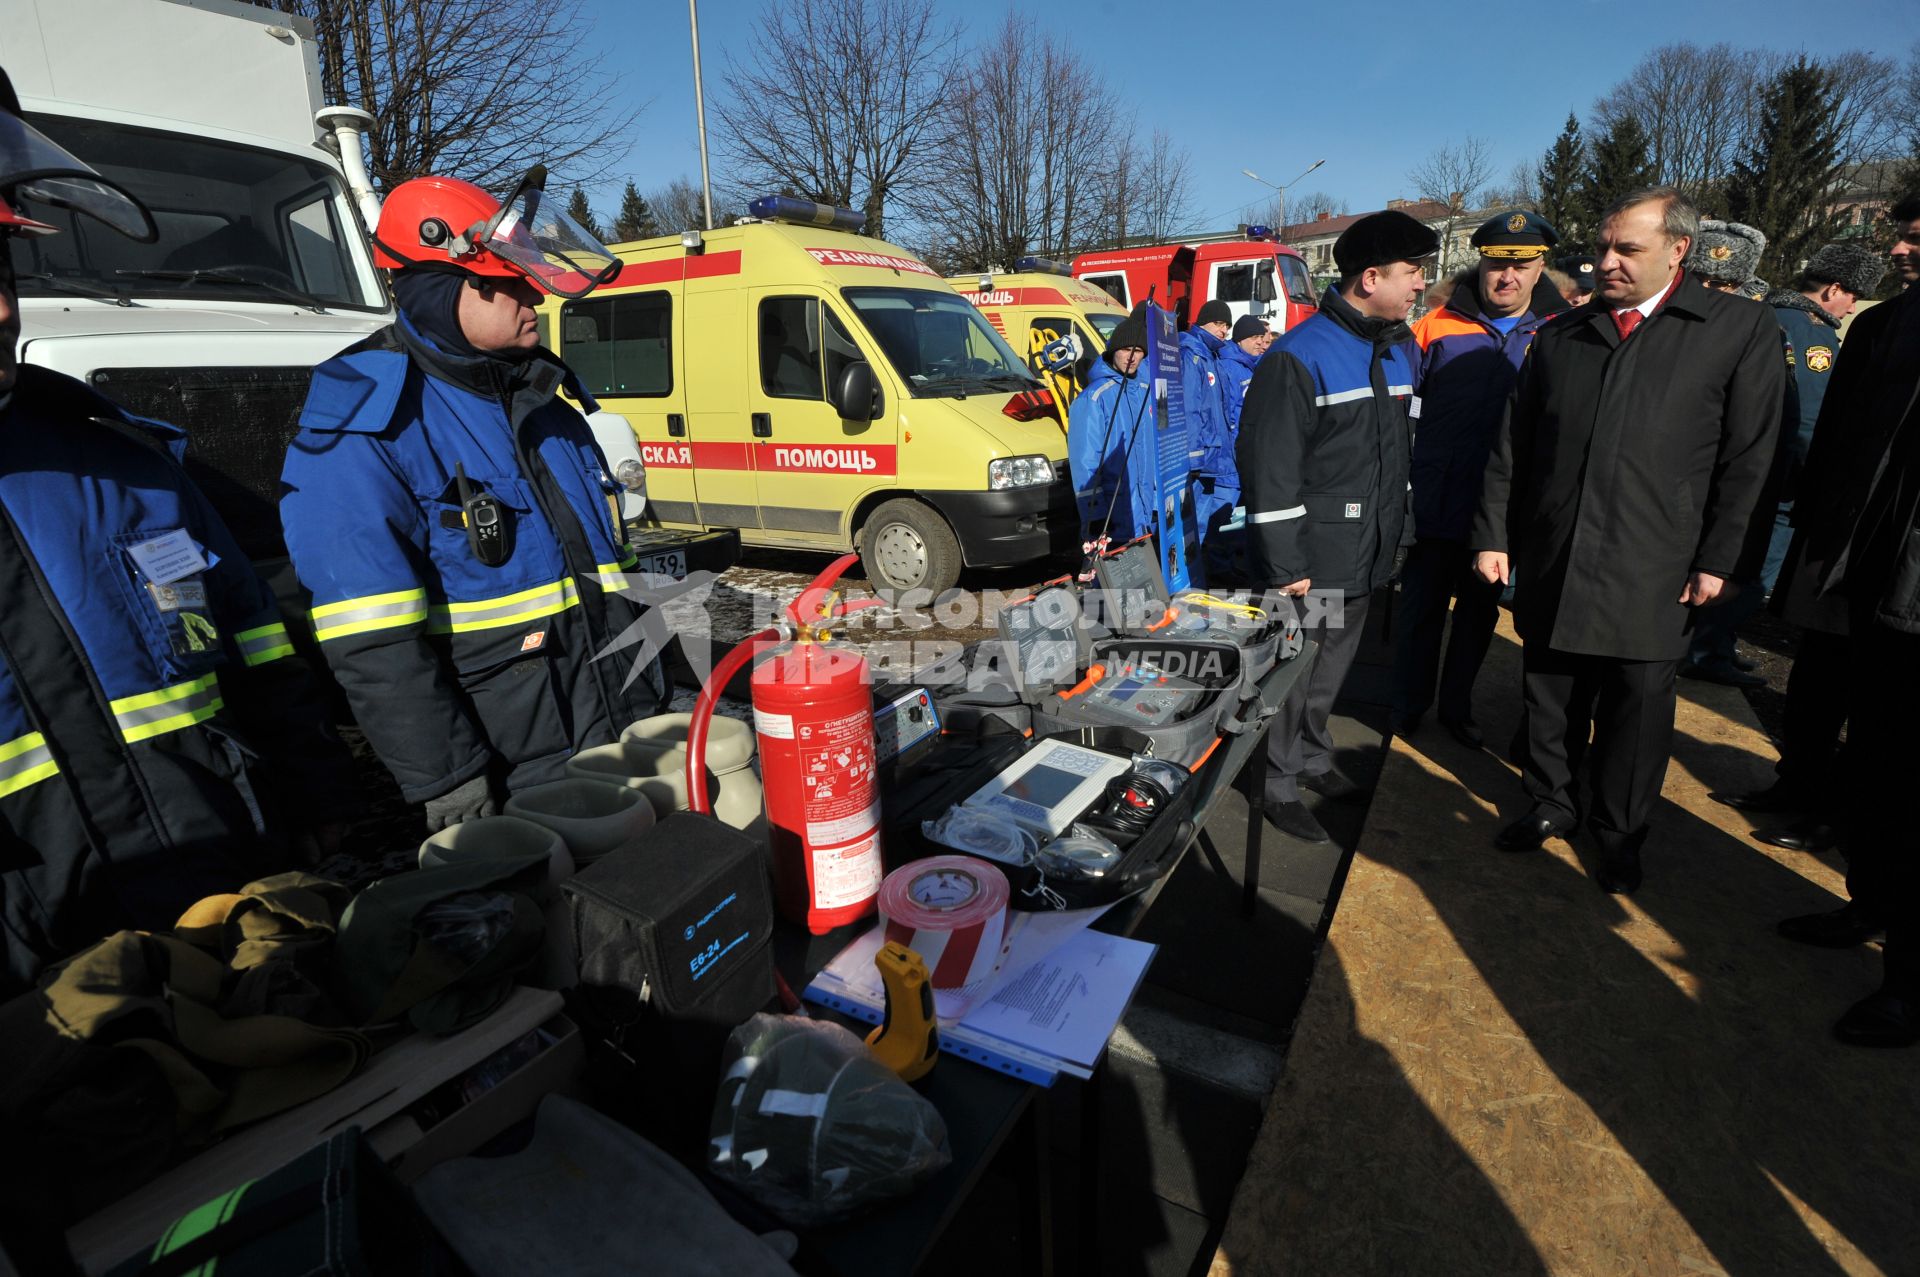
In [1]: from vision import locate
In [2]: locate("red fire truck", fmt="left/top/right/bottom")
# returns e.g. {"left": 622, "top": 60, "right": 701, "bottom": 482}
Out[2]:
{"left": 1071, "top": 228, "right": 1319, "bottom": 335}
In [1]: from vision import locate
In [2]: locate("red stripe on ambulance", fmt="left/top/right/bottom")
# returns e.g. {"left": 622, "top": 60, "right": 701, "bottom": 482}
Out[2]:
{"left": 605, "top": 250, "right": 744, "bottom": 290}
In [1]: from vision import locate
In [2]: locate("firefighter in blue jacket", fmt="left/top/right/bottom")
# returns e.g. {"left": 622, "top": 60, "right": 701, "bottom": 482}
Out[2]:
{"left": 0, "top": 85, "right": 350, "bottom": 993}
{"left": 1182, "top": 299, "right": 1236, "bottom": 560}
{"left": 1067, "top": 307, "right": 1154, "bottom": 545}
{"left": 280, "top": 171, "right": 665, "bottom": 831}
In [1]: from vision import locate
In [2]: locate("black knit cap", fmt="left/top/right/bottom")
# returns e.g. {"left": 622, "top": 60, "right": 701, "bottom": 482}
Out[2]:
{"left": 1107, "top": 303, "right": 1148, "bottom": 353}
{"left": 1230, "top": 315, "right": 1269, "bottom": 341}
{"left": 1195, "top": 299, "right": 1233, "bottom": 328}
{"left": 1333, "top": 209, "right": 1441, "bottom": 276}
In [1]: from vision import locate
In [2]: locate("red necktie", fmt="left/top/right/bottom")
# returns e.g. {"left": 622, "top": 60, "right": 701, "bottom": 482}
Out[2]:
{"left": 1612, "top": 308, "right": 1643, "bottom": 341}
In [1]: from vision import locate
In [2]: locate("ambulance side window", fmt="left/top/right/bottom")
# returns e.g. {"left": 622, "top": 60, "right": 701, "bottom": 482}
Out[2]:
{"left": 559, "top": 291, "right": 673, "bottom": 397}
{"left": 760, "top": 296, "right": 825, "bottom": 400}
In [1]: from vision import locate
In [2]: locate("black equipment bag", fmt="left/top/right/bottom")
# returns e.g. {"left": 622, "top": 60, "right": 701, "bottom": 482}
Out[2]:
{"left": 562, "top": 812, "right": 775, "bottom": 1025}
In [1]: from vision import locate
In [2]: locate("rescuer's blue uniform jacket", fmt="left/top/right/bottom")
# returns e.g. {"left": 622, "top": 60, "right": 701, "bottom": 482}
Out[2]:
{"left": 0, "top": 367, "right": 348, "bottom": 994}
{"left": 1218, "top": 338, "right": 1260, "bottom": 431}
{"left": 1237, "top": 287, "right": 1418, "bottom": 594}
{"left": 1180, "top": 326, "right": 1238, "bottom": 537}
{"left": 280, "top": 320, "right": 666, "bottom": 805}
{"left": 1068, "top": 354, "right": 1158, "bottom": 544}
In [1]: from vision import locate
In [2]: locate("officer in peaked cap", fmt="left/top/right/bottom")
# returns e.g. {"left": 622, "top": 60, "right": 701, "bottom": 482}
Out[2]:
{"left": 1555, "top": 255, "right": 1598, "bottom": 304}
{"left": 1391, "top": 210, "right": 1566, "bottom": 751}
{"left": 1471, "top": 209, "right": 1559, "bottom": 261}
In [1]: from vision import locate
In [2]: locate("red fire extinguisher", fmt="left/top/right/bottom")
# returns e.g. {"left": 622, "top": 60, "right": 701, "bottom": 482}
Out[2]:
{"left": 684, "top": 554, "right": 885, "bottom": 934}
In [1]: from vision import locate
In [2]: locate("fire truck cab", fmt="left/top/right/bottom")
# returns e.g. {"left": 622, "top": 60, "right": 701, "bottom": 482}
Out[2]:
{"left": 1071, "top": 229, "right": 1319, "bottom": 335}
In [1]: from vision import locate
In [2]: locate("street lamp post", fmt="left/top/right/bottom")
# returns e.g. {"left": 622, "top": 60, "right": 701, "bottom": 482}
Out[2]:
{"left": 689, "top": 0, "right": 714, "bottom": 230}
{"left": 1241, "top": 159, "right": 1326, "bottom": 242}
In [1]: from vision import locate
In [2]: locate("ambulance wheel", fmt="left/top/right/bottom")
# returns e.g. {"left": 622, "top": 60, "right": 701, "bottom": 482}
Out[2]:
{"left": 860, "top": 499, "right": 961, "bottom": 596}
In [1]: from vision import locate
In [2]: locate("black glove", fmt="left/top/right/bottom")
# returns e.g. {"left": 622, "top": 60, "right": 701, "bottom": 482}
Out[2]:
{"left": 424, "top": 774, "right": 499, "bottom": 832}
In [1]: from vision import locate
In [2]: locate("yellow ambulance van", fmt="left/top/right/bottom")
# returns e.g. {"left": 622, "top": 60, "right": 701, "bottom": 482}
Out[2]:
{"left": 946, "top": 258, "right": 1130, "bottom": 420}
{"left": 541, "top": 198, "right": 1074, "bottom": 595}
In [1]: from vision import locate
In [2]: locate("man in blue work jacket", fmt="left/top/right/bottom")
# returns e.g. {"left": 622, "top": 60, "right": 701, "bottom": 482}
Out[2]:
{"left": 281, "top": 172, "right": 665, "bottom": 832}
{"left": 1183, "top": 299, "right": 1235, "bottom": 569}
{"left": 1239, "top": 210, "right": 1436, "bottom": 843}
{"left": 0, "top": 78, "right": 350, "bottom": 993}
{"left": 1068, "top": 307, "right": 1154, "bottom": 546}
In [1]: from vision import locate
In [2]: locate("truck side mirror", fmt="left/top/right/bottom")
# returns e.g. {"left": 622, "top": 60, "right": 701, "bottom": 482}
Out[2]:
{"left": 832, "top": 360, "right": 881, "bottom": 421}
{"left": 1254, "top": 260, "right": 1279, "bottom": 304}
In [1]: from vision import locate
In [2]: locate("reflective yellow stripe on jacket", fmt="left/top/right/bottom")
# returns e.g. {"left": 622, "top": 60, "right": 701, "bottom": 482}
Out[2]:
{"left": 235, "top": 622, "right": 296, "bottom": 667}
{"left": 0, "top": 731, "right": 59, "bottom": 798}
{"left": 111, "top": 674, "right": 223, "bottom": 744}
{"left": 311, "top": 588, "right": 430, "bottom": 643}
{"left": 429, "top": 579, "right": 581, "bottom": 635}
{"left": 593, "top": 547, "right": 642, "bottom": 592}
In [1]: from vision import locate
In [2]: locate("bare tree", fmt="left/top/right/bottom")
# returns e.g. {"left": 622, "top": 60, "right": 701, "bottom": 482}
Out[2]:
{"left": 1593, "top": 43, "right": 1755, "bottom": 201}
{"left": 1482, "top": 160, "right": 1540, "bottom": 212}
{"left": 649, "top": 178, "right": 710, "bottom": 234}
{"left": 713, "top": 0, "right": 964, "bottom": 241}
{"left": 1290, "top": 191, "right": 1347, "bottom": 221}
{"left": 271, "top": 0, "right": 641, "bottom": 192}
{"left": 1408, "top": 137, "right": 1495, "bottom": 276}
{"left": 1132, "top": 130, "right": 1194, "bottom": 241}
{"left": 907, "top": 16, "right": 1125, "bottom": 270}
{"left": 1820, "top": 50, "right": 1904, "bottom": 170}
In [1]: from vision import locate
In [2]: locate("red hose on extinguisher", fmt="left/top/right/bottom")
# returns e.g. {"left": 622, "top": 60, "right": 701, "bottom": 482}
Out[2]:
{"left": 683, "top": 553, "right": 886, "bottom": 933}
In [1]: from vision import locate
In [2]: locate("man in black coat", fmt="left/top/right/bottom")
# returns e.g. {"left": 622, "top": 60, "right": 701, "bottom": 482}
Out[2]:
{"left": 1771, "top": 254, "right": 1920, "bottom": 1046}
{"left": 1472, "top": 187, "right": 1784, "bottom": 893}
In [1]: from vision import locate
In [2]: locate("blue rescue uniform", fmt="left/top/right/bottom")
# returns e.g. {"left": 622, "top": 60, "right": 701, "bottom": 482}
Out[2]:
{"left": 1067, "top": 354, "right": 1156, "bottom": 544}
{"left": 280, "top": 321, "right": 666, "bottom": 804}
{"left": 1180, "top": 326, "right": 1237, "bottom": 541}
{"left": 1, "top": 367, "right": 347, "bottom": 993}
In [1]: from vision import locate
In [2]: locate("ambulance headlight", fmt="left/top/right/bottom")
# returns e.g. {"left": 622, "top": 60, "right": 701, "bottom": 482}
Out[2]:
{"left": 615, "top": 458, "right": 646, "bottom": 493}
{"left": 988, "top": 455, "right": 1054, "bottom": 490}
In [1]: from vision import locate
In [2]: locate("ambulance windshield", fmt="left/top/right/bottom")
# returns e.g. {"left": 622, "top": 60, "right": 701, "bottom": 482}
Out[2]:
{"left": 1086, "top": 313, "right": 1123, "bottom": 340}
{"left": 843, "top": 287, "right": 1043, "bottom": 398}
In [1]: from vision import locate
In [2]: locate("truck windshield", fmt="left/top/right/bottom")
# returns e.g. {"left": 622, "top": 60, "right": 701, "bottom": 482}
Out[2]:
{"left": 842, "top": 286, "right": 1042, "bottom": 398}
{"left": 12, "top": 114, "right": 380, "bottom": 311}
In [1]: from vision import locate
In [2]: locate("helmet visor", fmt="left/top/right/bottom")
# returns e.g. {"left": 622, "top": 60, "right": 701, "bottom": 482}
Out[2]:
{"left": 0, "top": 111, "right": 155, "bottom": 242}
{"left": 482, "top": 181, "right": 619, "bottom": 299}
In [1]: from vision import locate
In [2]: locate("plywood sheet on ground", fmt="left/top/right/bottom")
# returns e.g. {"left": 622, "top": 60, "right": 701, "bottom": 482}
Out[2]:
{"left": 1212, "top": 614, "right": 1917, "bottom": 1277}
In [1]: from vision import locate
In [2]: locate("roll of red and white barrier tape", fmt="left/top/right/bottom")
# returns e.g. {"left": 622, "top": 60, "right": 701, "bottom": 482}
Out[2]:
{"left": 878, "top": 856, "right": 1012, "bottom": 990}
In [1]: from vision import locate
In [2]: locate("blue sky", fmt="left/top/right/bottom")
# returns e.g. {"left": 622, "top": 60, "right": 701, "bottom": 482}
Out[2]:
{"left": 575, "top": 0, "right": 1910, "bottom": 235}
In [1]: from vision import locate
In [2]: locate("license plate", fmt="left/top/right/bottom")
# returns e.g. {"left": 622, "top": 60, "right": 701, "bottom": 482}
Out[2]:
{"left": 642, "top": 550, "right": 687, "bottom": 579}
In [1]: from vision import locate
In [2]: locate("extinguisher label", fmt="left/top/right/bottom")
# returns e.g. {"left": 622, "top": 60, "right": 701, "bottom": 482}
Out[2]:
{"left": 797, "top": 705, "right": 880, "bottom": 911}
{"left": 752, "top": 707, "right": 795, "bottom": 740}
{"left": 813, "top": 831, "right": 882, "bottom": 911}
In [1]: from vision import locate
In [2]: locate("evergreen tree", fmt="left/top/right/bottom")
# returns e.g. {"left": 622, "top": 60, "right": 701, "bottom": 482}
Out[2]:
{"left": 565, "top": 189, "right": 605, "bottom": 242}
{"left": 1580, "top": 115, "right": 1655, "bottom": 230}
{"left": 612, "top": 180, "right": 661, "bottom": 242}
{"left": 1724, "top": 58, "right": 1842, "bottom": 282}
{"left": 1536, "top": 113, "right": 1590, "bottom": 253}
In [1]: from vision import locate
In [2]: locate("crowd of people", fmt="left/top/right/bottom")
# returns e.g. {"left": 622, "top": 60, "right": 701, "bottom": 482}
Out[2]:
{"left": 1067, "top": 185, "right": 1920, "bottom": 1049}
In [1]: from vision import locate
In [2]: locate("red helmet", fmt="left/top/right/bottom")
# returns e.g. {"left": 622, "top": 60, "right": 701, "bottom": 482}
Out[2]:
{"left": 372, "top": 170, "right": 619, "bottom": 300}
